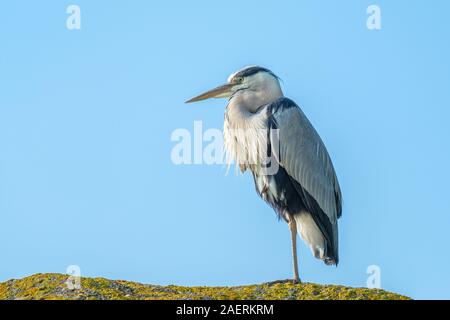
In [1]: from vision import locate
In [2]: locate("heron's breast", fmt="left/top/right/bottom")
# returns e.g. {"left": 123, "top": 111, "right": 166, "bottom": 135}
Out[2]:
{"left": 223, "top": 108, "right": 270, "bottom": 170}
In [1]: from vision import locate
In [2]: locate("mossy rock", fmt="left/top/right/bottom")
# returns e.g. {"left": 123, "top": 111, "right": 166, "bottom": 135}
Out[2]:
{"left": 0, "top": 273, "right": 410, "bottom": 300}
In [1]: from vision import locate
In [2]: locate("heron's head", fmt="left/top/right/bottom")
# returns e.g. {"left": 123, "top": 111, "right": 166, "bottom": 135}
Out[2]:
{"left": 185, "top": 66, "right": 283, "bottom": 108}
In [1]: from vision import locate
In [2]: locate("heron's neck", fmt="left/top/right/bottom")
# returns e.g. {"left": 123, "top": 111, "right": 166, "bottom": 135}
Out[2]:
{"left": 229, "top": 84, "right": 283, "bottom": 114}
{"left": 224, "top": 86, "right": 282, "bottom": 171}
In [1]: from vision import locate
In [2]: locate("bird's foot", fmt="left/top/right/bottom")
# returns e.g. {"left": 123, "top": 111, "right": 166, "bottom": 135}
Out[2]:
{"left": 264, "top": 279, "right": 302, "bottom": 286}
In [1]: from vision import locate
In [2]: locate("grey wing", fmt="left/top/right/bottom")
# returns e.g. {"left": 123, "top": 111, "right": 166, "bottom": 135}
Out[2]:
{"left": 267, "top": 98, "right": 342, "bottom": 259}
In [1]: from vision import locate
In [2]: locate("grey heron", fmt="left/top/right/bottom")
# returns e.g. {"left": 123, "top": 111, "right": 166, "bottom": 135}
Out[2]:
{"left": 186, "top": 66, "right": 342, "bottom": 282}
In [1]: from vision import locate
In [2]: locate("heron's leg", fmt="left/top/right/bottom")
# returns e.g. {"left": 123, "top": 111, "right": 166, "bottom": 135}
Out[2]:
{"left": 288, "top": 215, "right": 301, "bottom": 283}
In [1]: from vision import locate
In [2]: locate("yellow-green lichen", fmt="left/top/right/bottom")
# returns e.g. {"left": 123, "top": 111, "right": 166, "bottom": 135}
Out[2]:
{"left": 0, "top": 273, "right": 410, "bottom": 300}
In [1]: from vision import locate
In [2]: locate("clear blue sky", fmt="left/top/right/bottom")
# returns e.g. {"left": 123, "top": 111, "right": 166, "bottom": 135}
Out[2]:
{"left": 1, "top": 1, "right": 449, "bottom": 300}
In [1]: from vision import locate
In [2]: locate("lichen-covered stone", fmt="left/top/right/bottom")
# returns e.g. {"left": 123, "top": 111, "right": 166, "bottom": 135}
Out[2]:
{"left": 0, "top": 273, "right": 410, "bottom": 300}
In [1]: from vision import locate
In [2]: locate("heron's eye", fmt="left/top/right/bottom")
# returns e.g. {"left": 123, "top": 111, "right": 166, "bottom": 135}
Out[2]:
{"left": 235, "top": 77, "right": 244, "bottom": 84}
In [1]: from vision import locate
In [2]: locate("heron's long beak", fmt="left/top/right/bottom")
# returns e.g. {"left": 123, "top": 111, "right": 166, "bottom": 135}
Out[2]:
{"left": 185, "top": 83, "right": 234, "bottom": 103}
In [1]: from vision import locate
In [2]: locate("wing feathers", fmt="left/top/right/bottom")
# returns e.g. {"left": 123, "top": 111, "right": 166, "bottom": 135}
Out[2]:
{"left": 267, "top": 97, "right": 342, "bottom": 260}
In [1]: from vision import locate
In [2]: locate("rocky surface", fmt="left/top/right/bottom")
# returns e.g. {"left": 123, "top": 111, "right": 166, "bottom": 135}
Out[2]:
{"left": 0, "top": 273, "right": 410, "bottom": 300}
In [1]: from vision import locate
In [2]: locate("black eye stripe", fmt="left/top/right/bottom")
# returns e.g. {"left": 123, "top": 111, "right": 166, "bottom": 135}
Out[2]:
{"left": 233, "top": 66, "right": 277, "bottom": 79}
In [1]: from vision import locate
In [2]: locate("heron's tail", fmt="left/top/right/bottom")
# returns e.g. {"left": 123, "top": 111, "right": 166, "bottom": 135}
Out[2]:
{"left": 294, "top": 212, "right": 338, "bottom": 266}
